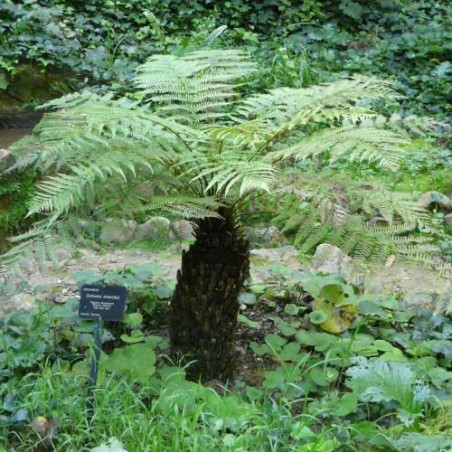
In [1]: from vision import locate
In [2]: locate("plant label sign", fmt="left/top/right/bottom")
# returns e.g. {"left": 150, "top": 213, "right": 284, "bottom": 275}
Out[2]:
{"left": 79, "top": 285, "right": 126, "bottom": 322}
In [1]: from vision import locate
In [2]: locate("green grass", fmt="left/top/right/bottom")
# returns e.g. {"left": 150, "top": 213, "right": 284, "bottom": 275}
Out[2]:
{"left": 1, "top": 363, "right": 337, "bottom": 451}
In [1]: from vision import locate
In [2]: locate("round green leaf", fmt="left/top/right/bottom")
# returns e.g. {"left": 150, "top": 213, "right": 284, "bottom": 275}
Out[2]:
{"left": 309, "top": 310, "right": 329, "bottom": 324}
{"left": 284, "top": 304, "right": 300, "bottom": 315}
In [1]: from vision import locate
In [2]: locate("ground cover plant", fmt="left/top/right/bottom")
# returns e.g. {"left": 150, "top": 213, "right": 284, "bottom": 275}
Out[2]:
{"left": 0, "top": 265, "right": 451, "bottom": 450}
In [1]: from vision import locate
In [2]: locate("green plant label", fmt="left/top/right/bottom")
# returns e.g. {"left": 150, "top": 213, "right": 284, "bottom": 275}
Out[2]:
{"left": 79, "top": 285, "right": 127, "bottom": 321}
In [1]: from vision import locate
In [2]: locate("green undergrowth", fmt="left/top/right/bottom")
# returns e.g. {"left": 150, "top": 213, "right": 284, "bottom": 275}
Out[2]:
{"left": 0, "top": 167, "right": 37, "bottom": 253}
{"left": 1, "top": 264, "right": 451, "bottom": 450}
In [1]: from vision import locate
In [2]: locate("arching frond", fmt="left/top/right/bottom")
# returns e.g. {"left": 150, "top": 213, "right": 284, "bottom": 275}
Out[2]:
{"left": 267, "top": 126, "right": 408, "bottom": 170}
{"left": 134, "top": 49, "right": 257, "bottom": 126}
{"left": 134, "top": 195, "right": 223, "bottom": 219}
{"left": 176, "top": 147, "right": 279, "bottom": 197}
{"left": 27, "top": 151, "right": 158, "bottom": 219}
{"left": 236, "top": 76, "right": 398, "bottom": 125}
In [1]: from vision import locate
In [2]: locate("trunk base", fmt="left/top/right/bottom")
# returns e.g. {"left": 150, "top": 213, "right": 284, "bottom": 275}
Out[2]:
{"left": 170, "top": 209, "right": 249, "bottom": 381}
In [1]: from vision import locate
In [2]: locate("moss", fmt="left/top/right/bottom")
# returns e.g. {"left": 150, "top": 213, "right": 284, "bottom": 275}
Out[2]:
{"left": 0, "top": 64, "right": 70, "bottom": 110}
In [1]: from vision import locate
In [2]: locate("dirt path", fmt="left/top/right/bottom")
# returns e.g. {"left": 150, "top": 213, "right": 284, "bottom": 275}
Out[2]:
{"left": 1, "top": 244, "right": 449, "bottom": 316}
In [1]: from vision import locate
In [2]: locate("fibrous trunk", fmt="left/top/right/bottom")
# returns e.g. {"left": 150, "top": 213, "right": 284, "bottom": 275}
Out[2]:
{"left": 170, "top": 207, "right": 250, "bottom": 381}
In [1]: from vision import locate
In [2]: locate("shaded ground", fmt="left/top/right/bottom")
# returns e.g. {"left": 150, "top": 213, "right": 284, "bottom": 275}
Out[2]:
{"left": 1, "top": 243, "right": 449, "bottom": 316}
{"left": 1, "top": 242, "right": 450, "bottom": 391}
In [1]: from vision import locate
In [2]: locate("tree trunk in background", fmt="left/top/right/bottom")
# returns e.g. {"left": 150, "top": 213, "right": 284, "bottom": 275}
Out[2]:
{"left": 170, "top": 207, "right": 250, "bottom": 381}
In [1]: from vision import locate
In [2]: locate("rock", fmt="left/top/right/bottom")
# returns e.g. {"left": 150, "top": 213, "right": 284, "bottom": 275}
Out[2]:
{"left": 251, "top": 245, "right": 298, "bottom": 262}
{"left": 418, "top": 191, "right": 451, "bottom": 212}
{"left": 246, "top": 225, "right": 285, "bottom": 246}
{"left": 171, "top": 220, "right": 195, "bottom": 239}
{"left": 135, "top": 217, "right": 172, "bottom": 241}
{"left": 100, "top": 219, "right": 136, "bottom": 244}
{"left": 0, "top": 148, "right": 15, "bottom": 172}
{"left": 9, "top": 293, "right": 36, "bottom": 311}
{"left": 57, "top": 246, "right": 73, "bottom": 262}
{"left": 364, "top": 265, "right": 451, "bottom": 307}
{"left": 403, "top": 292, "right": 435, "bottom": 308}
{"left": 311, "top": 244, "right": 354, "bottom": 279}
{"left": 445, "top": 213, "right": 452, "bottom": 228}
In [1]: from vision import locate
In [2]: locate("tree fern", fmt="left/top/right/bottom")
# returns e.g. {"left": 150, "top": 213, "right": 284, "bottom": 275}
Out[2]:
{"left": 3, "top": 46, "right": 447, "bottom": 380}
{"left": 1, "top": 48, "right": 432, "bottom": 274}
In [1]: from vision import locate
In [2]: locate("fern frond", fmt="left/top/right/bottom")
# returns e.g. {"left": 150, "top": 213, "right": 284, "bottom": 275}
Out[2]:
{"left": 351, "top": 114, "right": 437, "bottom": 137}
{"left": 237, "top": 76, "right": 397, "bottom": 123}
{"left": 0, "top": 221, "right": 69, "bottom": 274}
{"left": 273, "top": 169, "right": 447, "bottom": 271}
{"left": 268, "top": 126, "right": 408, "bottom": 170}
{"left": 135, "top": 195, "right": 223, "bottom": 219}
{"left": 134, "top": 50, "right": 257, "bottom": 126}
{"left": 27, "top": 151, "right": 160, "bottom": 220}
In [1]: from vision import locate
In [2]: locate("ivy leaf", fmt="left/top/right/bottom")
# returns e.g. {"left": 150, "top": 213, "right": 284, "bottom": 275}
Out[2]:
{"left": 428, "top": 367, "right": 452, "bottom": 387}
{"left": 358, "top": 300, "right": 388, "bottom": 318}
{"left": 279, "top": 342, "right": 302, "bottom": 361}
{"left": 284, "top": 304, "right": 300, "bottom": 315}
{"left": 340, "top": 1, "right": 364, "bottom": 20}
{"left": 73, "top": 269, "right": 103, "bottom": 285}
{"left": 154, "top": 284, "right": 173, "bottom": 299}
{"left": 296, "top": 331, "right": 338, "bottom": 352}
{"left": 246, "top": 387, "right": 263, "bottom": 401}
{"left": 309, "top": 310, "right": 328, "bottom": 324}
{"left": 123, "top": 312, "right": 143, "bottom": 328}
{"left": 120, "top": 329, "right": 144, "bottom": 344}
{"left": 125, "top": 262, "right": 163, "bottom": 281}
{"left": 272, "top": 316, "right": 297, "bottom": 337}
{"left": 250, "top": 342, "right": 271, "bottom": 356}
{"left": 249, "top": 284, "right": 267, "bottom": 294}
{"left": 309, "top": 367, "right": 339, "bottom": 386}
{"left": 379, "top": 348, "right": 408, "bottom": 362}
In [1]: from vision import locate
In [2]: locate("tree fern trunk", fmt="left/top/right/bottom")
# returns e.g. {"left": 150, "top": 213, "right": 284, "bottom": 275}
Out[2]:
{"left": 170, "top": 207, "right": 249, "bottom": 381}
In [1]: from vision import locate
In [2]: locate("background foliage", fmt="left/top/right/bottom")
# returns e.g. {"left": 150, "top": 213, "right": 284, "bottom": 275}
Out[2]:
{"left": 1, "top": 0, "right": 450, "bottom": 115}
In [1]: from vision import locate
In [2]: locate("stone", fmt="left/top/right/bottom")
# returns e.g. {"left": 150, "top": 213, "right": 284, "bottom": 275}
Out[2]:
{"left": 0, "top": 148, "right": 15, "bottom": 172}
{"left": 445, "top": 213, "right": 452, "bottom": 228}
{"left": 250, "top": 246, "right": 299, "bottom": 262}
{"left": 246, "top": 225, "right": 285, "bottom": 246}
{"left": 171, "top": 220, "right": 195, "bottom": 239}
{"left": 100, "top": 219, "right": 136, "bottom": 244}
{"left": 418, "top": 191, "right": 451, "bottom": 212}
{"left": 311, "top": 243, "right": 354, "bottom": 279}
{"left": 8, "top": 293, "right": 36, "bottom": 312}
{"left": 135, "top": 216, "right": 172, "bottom": 241}
{"left": 57, "top": 246, "right": 73, "bottom": 262}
